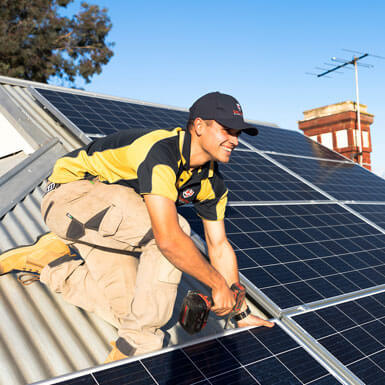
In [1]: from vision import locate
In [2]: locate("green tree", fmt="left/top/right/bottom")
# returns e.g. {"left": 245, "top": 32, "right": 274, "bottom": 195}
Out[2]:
{"left": 0, "top": 0, "right": 114, "bottom": 86}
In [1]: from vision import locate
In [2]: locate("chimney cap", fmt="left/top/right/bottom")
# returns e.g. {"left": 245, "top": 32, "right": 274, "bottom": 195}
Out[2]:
{"left": 302, "top": 101, "right": 370, "bottom": 121}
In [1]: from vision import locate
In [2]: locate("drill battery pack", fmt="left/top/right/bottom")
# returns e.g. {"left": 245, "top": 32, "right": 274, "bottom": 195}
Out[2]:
{"left": 179, "top": 283, "right": 246, "bottom": 334}
{"left": 179, "top": 291, "right": 213, "bottom": 335}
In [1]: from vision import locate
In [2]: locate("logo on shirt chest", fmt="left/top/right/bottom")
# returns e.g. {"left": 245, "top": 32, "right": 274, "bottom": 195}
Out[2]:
{"left": 182, "top": 188, "right": 195, "bottom": 199}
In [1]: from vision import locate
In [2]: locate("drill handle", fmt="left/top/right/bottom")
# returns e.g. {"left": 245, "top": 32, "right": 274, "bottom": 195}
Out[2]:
{"left": 230, "top": 282, "right": 246, "bottom": 313}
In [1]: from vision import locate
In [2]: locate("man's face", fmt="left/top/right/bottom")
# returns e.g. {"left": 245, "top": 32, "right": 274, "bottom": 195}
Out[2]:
{"left": 200, "top": 120, "right": 240, "bottom": 163}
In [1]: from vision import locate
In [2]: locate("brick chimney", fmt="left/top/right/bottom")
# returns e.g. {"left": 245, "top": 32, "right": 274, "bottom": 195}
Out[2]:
{"left": 298, "top": 101, "right": 374, "bottom": 170}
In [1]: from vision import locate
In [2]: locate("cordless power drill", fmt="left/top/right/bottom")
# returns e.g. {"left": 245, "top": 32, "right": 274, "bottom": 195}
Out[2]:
{"left": 179, "top": 282, "right": 246, "bottom": 334}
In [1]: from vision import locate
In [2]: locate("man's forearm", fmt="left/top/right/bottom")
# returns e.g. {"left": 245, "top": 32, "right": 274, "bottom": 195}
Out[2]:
{"left": 207, "top": 239, "right": 239, "bottom": 287}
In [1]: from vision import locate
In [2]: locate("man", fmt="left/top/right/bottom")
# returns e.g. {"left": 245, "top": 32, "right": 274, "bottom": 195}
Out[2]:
{"left": 0, "top": 92, "right": 274, "bottom": 362}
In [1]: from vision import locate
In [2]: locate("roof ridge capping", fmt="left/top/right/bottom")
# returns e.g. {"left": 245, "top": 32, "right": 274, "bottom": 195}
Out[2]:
{"left": 0, "top": 75, "right": 279, "bottom": 129}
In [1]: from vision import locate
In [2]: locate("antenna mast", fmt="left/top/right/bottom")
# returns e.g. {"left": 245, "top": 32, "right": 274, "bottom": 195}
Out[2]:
{"left": 317, "top": 53, "right": 370, "bottom": 166}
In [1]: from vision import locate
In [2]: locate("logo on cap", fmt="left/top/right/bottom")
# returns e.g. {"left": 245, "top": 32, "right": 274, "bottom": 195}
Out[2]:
{"left": 233, "top": 103, "right": 243, "bottom": 116}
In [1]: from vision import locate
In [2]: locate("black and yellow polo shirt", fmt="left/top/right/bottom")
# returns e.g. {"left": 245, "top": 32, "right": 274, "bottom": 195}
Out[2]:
{"left": 49, "top": 127, "right": 228, "bottom": 221}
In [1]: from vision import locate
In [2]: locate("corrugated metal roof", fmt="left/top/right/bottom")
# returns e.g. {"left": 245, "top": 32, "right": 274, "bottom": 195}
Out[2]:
{"left": 0, "top": 77, "right": 260, "bottom": 385}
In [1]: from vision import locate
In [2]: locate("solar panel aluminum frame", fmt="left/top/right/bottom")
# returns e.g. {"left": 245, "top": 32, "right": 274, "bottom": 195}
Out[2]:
{"left": 284, "top": 285, "right": 385, "bottom": 318}
{"left": 281, "top": 316, "right": 364, "bottom": 385}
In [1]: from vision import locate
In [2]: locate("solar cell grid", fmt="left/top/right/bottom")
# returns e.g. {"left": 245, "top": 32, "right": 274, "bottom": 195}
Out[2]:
{"left": 293, "top": 292, "right": 385, "bottom": 385}
{"left": 347, "top": 204, "right": 385, "bottom": 231}
{"left": 36, "top": 88, "right": 189, "bottom": 134}
{"left": 245, "top": 125, "right": 345, "bottom": 161}
{"left": 179, "top": 204, "right": 385, "bottom": 309}
{"left": 220, "top": 151, "right": 325, "bottom": 202}
{"left": 52, "top": 325, "right": 341, "bottom": 385}
{"left": 271, "top": 154, "right": 385, "bottom": 201}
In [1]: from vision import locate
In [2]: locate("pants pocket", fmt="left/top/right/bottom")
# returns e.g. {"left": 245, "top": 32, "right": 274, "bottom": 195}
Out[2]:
{"left": 98, "top": 205, "right": 123, "bottom": 237}
{"left": 157, "top": 256, "right": 182, "bottom": 285}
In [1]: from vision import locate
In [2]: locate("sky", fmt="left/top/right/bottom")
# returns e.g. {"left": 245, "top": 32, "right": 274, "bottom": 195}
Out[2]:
{"left": 62, "top": 0, "right": 385, "bottom": 177}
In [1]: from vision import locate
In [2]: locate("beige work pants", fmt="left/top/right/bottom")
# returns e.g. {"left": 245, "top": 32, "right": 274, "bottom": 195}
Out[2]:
{"left": 40, "top": 180, "right": 190, "bottom": 356}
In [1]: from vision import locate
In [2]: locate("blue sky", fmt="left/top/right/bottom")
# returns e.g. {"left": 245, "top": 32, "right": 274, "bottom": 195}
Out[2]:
{"left": 62, "top": 0, "right": 385, "bottom": 176}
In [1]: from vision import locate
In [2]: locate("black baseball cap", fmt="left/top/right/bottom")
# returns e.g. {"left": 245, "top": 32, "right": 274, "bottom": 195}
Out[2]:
{"left": 188, "top": 92, "right": 258, "bottom": 136}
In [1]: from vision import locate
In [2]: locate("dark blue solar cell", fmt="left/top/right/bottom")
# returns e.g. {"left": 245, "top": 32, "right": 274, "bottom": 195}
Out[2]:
{"left": 319, "top": 334, "right": 364, "bottom": 365}
{"left": 342, "top": 327, "right": 383, "bottom": 355}
{"left": 306, "top": 278, "right": 342, "bottom": 298}
{"left": 278, "top": 347, "right": 329, "bottom": 383}
{"left": 93, "top": 361, "right": 156, "bottom": 384}
{"left": 365, "top": 320, "right": 385, "bottom": 342}
{"left": 344, "top": 271, "right": 376, "bottom": 288}
{"left": 317, "top": 307, "right": 355, "bottom": 331}
{"left": 251, "top": 325, "right": 298, "bottom": 354}
{"left": 324, "top": 257, "right": 352, "bottom": 273}
{"left": 288, "top": 262, "right": 319, "bottom": 279}
{"left": 54, "top": 376, "right": 97, "bottom": 385}
{"left": 235, "top": 250, "right": 256, "bottom": 269}
{"left": 208, "top": 367, "right": 257, "bottom": 385}
{"left": 264, "top": 265, "right": 299, "bottom": 284}
{"left": 286, "top": 281, "right": 323, "bottom": 303}
{"left": 306, "top": 259, "right": 338, "bottom": 276}
{"left": 241, "top": 248, "right": 279, "bottom": 265}
{"left": 349, "top": 358, "right": 385, "bottom": 385}
{"left": 326, "top": 275, "right": 360, "bottom": 293}
{"left": 247, "top": 357, "right": 302, "bottom": 385}
{"left": 336, "top": 301, "right": 374, "bottom": 324}
{"left": 242, "top": 267, "right": 279, "bottom": 287}
{"left": 183, "top": 339, "right": 239, "bottom": 378}
{"left": 263, "top": 286, "right": 301, "bottom": 308}
{"left": 295, "top": 312, "right": 335, "bottom": 340}
{"left": 220, "top": 330, "right": 271, "bottom": 365}
{"left": 267, "top": 246, "right": 299, "bottom": 262}
{"left": 310, "top": 376, "right": 341, "bottom": 385}
{"left": 142, "top": 349, "right": 204, "bottom": 385}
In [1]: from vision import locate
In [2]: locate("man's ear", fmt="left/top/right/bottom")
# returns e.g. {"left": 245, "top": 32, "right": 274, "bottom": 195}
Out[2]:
{"left": 194, "top": 118, "right": 205, "bottom": 136}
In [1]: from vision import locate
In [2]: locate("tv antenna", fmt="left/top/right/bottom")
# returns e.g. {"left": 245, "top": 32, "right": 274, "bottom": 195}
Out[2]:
{"left": 311, "top": 49, "right": 384, "bottom": 166}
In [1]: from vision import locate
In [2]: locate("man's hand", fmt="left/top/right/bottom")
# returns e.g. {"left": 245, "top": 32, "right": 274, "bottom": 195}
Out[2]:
{"left": 236, "top": 314, "right": 275, "bottom": 328}
{"left": 211, "top": 282, "right": 236, "bottom": 317}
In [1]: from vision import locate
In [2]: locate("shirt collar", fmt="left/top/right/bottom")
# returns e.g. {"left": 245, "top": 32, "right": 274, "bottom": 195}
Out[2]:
{"left": 179, "top": 128, "right": 215, "bottom": 178}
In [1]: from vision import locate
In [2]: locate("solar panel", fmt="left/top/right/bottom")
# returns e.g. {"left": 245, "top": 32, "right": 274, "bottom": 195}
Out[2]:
{"left": 347, "top": 204, "right": 385, "bottom": 230}
{"left": 35, "top": 88, "right": 189, "bottom": 135}
{"left": 271, "top": 155, "right": 385, "bottom": 201}
{"left": 293, "top": 291, "right": 385, "bottom": 385}
{"left": 221, "top": 151, "right": 325, "bottom": 202}
{"left": 35, "top": 88, "right": 350, "bottom": 163}
{"left": 49, "top": 325, "right": 341, "bottom": 385}
{"left": 245, "top": 125, "right": 345, "bottom": 161}
{"left": 179, "top": 203, "right": 385, "bottom": 309}
{"left": 30, "top": 85, "right": 385, "bottom": 385}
